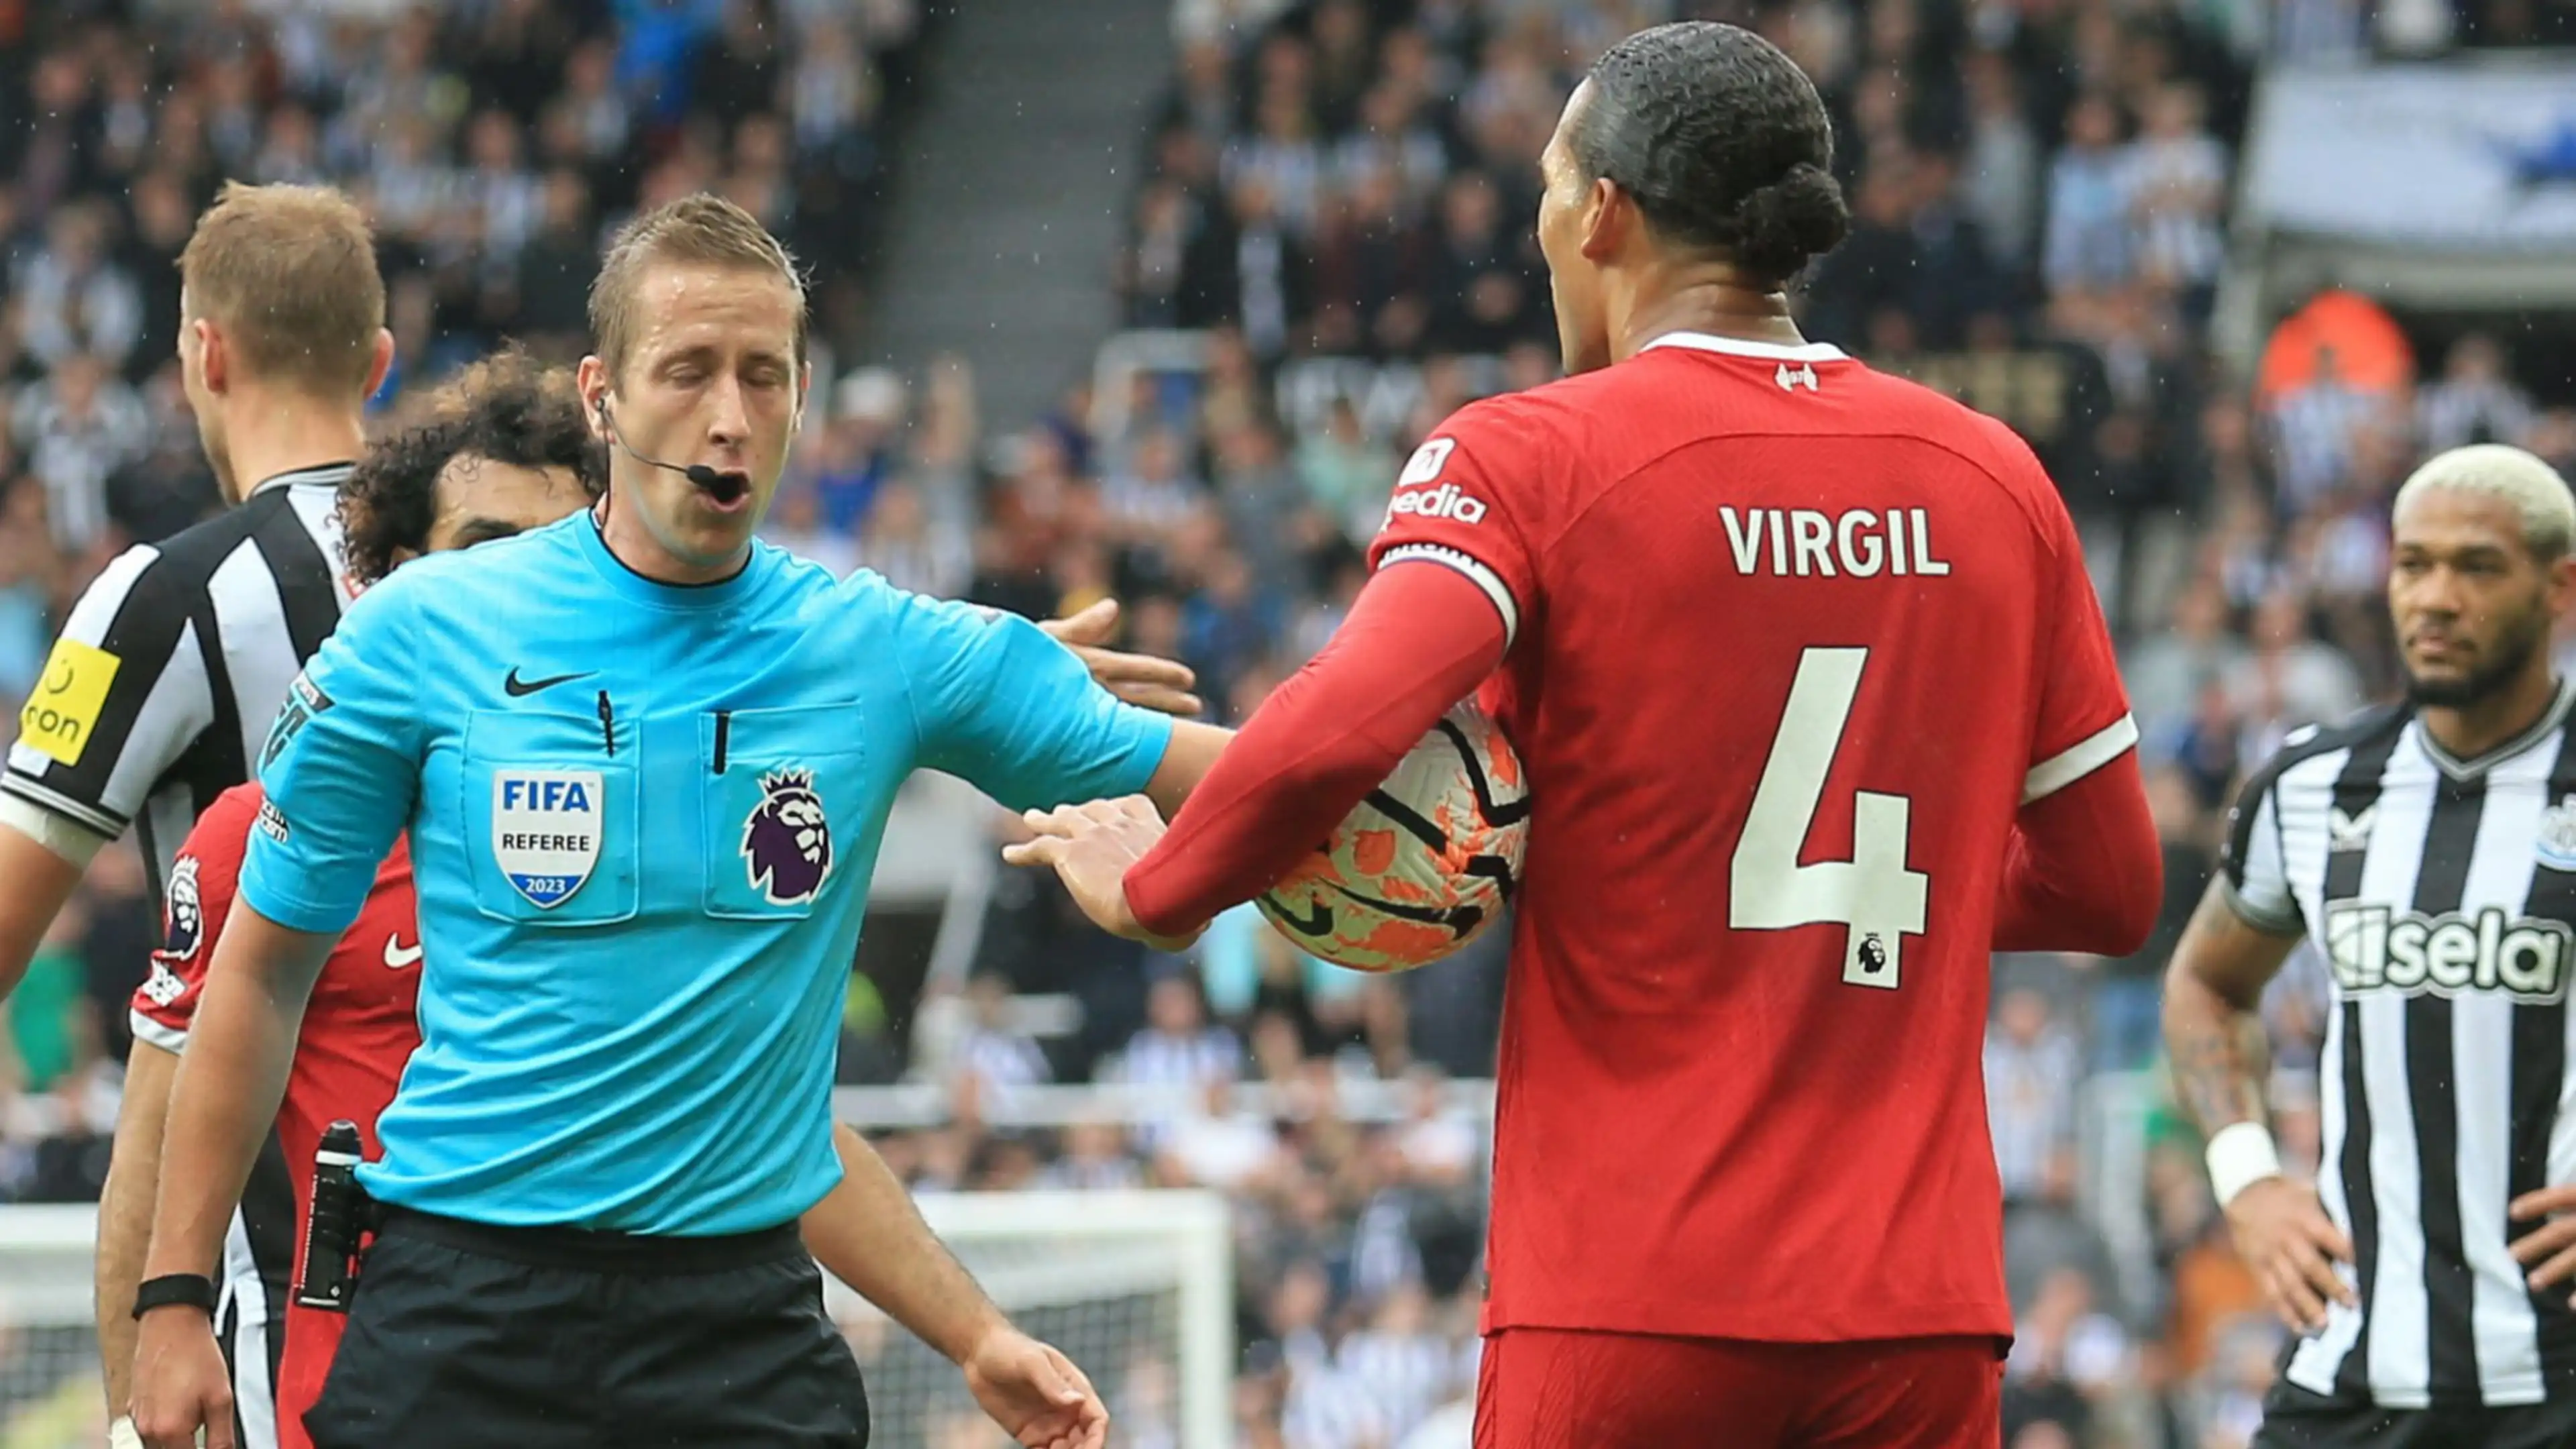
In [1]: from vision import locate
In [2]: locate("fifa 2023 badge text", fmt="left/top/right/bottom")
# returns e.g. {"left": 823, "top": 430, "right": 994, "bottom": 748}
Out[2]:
{"left": 492, "top": 770, "right": 604, "bottom": 908}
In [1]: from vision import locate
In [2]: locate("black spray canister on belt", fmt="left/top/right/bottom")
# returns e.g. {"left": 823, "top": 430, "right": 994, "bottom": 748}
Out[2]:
{"left": 292, "top": 1120, "right": 367, "bottom": 1312}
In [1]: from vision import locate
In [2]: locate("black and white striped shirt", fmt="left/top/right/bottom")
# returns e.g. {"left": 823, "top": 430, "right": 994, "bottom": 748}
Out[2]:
{"left": 3, "top": 463, "right": 350, "bottom": 919}
{"left": 2223, "top": 681, "right": 2576, "bottom": 1408}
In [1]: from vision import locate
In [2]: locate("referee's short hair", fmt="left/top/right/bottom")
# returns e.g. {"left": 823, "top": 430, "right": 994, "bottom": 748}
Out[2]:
{"left": 2394, "top": 443, "right": 2576, "bottom": 562}
{"left": 589, "top": 194, "right": 808, "bottom": 387}
{"left": 180, "top": 182, "right": 385, "bottom": 400}
{"left": 338, "top": 351, "right": 604, "bottom": 588}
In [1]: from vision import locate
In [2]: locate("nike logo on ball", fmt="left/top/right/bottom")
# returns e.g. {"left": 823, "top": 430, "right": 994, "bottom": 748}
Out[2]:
{"left": 1263, "top": 893, "right": 1334, "bottom": 938}
{"left": 504, "top": 668, "right": 593, "bottom": 697}
{"left": 384, "top": 936, "right": 423, "bottom": 969}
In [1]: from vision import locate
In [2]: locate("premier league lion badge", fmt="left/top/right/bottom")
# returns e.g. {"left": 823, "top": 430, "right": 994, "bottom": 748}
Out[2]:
{"left": 164, "top": 855, "right": 203, "bottom": 959}
{"left": 743, "top": 768, "right": 833, "bottom": 905}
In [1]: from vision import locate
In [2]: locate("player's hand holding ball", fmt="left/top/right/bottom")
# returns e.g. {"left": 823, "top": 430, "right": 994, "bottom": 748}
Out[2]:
{"left": 961, "top": 1323, "right": 1110, "bottom": 1449}
{"left": 2226, "top": 1175, "right": 2357, "bottom": 1334}
{"left": 1004, "top": 796, "right": 1202, "bottom": 952}
{"left": 130, "top": 1309, "right": 233, "bottom": 1449}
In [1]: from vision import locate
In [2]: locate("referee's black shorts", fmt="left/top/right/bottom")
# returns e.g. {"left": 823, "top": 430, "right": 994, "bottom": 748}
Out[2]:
{"left": 305, "top": 1206, "right": 870, "bottom": 1448}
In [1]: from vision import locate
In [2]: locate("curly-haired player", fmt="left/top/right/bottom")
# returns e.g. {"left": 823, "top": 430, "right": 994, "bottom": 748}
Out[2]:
{"left": 335, "top": 351, "right": 604, "bottom": 589}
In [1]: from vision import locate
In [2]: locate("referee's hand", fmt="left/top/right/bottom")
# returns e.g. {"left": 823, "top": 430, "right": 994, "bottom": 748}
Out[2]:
{"left": 962, "top": 1326, "right": 1109, "bottom": 1449}
{"left": 2225, "top": 1176, "right": 2356, "bottom": 1335}
{"left": 1042, "top": 599, "right": 1202, "bottom": 717}
{"left": 131, "top": 1307, "right": 233, "bottom": 1449}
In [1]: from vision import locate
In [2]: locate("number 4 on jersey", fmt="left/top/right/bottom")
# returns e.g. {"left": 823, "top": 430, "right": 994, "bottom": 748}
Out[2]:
{"left": 1729, "top": 647, "right": 1929, "bottom": 988}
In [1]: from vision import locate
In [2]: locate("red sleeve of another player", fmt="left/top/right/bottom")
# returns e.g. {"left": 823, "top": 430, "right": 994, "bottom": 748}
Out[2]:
{"left": 2023, "top": 478, "right": 2139, "bottom": 804}
{"left": 1124, "top": 563, "right": 1507, "bottom": 937}
{"left": 128, "top": 784, "right": 260, "bottom": 1054}
{"left": 1364, "top": 396, "right": 1550, "bottom": 651}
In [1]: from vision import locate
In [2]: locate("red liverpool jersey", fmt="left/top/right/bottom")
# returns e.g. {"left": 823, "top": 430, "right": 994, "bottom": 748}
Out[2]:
{"left": 131, "top": 783, "right": 421, "bottom": 1449}
{"left": 1365, "top": 332, "right": 2136, "bottom": 1346}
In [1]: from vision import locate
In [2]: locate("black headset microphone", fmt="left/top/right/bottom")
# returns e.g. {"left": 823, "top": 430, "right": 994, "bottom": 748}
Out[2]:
{"left": 594, "top": 398, "right": 751, "bottom": 503}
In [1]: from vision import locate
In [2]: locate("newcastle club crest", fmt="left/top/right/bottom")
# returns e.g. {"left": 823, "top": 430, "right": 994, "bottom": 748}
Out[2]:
{"left": 743, "top": 768, "right": 833, "bottom": 906}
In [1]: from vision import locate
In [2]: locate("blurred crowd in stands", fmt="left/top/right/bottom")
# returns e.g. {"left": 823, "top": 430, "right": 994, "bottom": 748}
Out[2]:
{"left": 2, "top": 0, "right": 2575, "bottom": 1446}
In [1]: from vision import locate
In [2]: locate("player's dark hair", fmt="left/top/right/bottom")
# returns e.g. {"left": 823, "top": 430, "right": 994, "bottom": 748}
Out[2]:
{"left": 1568, "top": 21, "right": 1851, "bottom": 286}
{"left": 337, "top": 350, "right": 604, "bottom": 588}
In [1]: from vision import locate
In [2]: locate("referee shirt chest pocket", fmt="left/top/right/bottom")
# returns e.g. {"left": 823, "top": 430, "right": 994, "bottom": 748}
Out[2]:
{"left": 700, "top": 704, "right": 866, "bottom": 920}
{"left": 460, "top": 708, "right": 641, "bottom": 926}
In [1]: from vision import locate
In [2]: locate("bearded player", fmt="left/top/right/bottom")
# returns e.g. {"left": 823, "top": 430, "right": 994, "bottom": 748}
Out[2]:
{"left": 1008, "top": 22, "right": 2162, "bottom": 1446}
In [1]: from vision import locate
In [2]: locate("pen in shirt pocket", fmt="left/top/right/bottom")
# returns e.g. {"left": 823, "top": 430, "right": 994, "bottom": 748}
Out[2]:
{"left": 596, "top": 689, "right": 616, "bottom": 757}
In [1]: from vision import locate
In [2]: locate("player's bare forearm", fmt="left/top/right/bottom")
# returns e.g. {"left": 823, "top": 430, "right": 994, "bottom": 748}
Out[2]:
{"left": 97, "top": 1039, "right": 180, "bottom": 1414}
{"left": 143, "top": 907, "right": 334, "bottom": 1282}
{"left": 2163, "top": 878, "right": 2301, "bottom": 1135}
{"left": 800, "top": 1122, "right": 1008, "bottom": 1365}
{"left": 1140, "top": 721, "right": 1234, "bottom": 822}
{"left": 0, "top": 822, "right": 87, "bottom": 1000}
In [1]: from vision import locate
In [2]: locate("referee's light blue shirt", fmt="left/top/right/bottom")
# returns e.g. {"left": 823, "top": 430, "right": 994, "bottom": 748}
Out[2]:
{"left": 239, "top": 512, "right": 1172, "bottom": 1234}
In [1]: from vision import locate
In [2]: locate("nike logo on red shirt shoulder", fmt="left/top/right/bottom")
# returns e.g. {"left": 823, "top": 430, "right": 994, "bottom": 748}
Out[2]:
{"left": 384, "top": 936, "right": 423, "bottom": 969}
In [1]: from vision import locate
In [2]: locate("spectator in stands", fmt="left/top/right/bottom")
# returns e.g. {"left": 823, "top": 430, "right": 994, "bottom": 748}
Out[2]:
{"left": 1988, "top": 987, "right": 2085, "bottom": 1208}
{"left": 952, "top": 971, "right": 1053, "bottom": 1106}
{"left": 2419, "top": 331, "right": 2538, "bottom": 452}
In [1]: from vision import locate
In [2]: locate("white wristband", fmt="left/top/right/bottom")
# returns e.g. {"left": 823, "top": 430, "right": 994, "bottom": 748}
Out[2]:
{"left": 2206, "top": 1121, "right": 2285, "bottom": 1208}
{"left": 108, "top": 1415, "right": 144, "bottom": 1449}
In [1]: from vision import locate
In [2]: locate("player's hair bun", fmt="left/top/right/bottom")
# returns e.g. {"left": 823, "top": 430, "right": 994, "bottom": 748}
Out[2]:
{"left": 1727, "top": 162, "right": 1849, "bottom": 285}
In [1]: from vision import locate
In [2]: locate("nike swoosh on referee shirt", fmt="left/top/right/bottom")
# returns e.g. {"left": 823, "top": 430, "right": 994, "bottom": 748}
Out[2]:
{"left": 504, "top": 667, "right": 594, "bottom": 697}
{"left": 383, "top": 936, "right": 423, "bottom": 969}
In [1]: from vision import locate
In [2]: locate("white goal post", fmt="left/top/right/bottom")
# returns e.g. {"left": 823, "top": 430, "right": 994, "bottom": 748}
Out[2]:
{"left": 0, "top": 1190, "right": 1232, "bottom": 1449}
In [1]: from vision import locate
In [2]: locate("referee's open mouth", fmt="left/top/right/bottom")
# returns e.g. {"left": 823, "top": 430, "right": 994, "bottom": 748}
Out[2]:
{"left": 694, "top": 471, "right": 754, "bottom": 510}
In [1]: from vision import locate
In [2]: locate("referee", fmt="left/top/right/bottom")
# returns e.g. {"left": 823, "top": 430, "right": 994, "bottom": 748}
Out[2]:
{"left": 0, "top": 183, "right": 393, "bottom": 1449}
{"left": 132, "top": 194, "right": 1228, "bottom": 1449}
{"left": 2167, "top": 444, "right": 2576, "bottom": 1445}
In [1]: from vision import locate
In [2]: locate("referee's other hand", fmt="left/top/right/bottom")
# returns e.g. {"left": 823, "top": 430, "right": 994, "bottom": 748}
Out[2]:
{"left": 130, "top": 1307, "right": 235, "bottom": 1449}
{"left": 1042, "top": 598, "right": 1203, "bottom": 717}
{"left": 962, "top": 1325, "right": 1110, "bottom": 1449}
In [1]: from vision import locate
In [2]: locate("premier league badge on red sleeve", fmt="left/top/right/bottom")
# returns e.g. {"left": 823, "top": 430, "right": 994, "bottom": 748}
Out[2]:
{"left": 742, "top": 769, "right": 833, "bottom": 906}
{"left": 163, "top": 855, "right": 203, "bottom": 960}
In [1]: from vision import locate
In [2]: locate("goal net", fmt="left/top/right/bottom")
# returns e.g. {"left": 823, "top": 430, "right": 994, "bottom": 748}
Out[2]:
{"left": 0, "top": 1190, "right": 1232, "bottom": 1449}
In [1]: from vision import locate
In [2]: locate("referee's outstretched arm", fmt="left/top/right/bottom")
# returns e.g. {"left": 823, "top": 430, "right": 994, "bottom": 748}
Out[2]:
{"left": 801, "top": 1123, "right": 1109, "bottom": 1444}
{"left": 131, "top": 902, "right": 338, "bottom": 1449}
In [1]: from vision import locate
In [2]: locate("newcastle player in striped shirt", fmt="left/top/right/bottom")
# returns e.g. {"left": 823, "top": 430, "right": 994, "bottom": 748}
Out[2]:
{"left": 0, "top": 183, "right": 396, "bottom": 1449}
{"left": 2165, "top": 443, "right": 2576, "bottom": 1446}
{"left": 0, "top": 184, "right": 392, "bottom": 996}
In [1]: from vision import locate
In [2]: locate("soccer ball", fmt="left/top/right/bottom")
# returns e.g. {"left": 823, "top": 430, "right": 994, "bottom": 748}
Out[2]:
{"left": 1255, "top": 701, "right": 1529, "bottom": 973}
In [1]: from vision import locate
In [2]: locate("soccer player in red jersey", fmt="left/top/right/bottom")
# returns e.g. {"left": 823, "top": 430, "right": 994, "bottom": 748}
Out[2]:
{"left": 1006, "top": 22, "right": 2163, "bottom": 1446}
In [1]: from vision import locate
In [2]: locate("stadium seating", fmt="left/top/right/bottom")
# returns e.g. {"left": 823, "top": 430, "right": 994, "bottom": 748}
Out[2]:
{"left": 3, "top": 1, "right": 2574, "bottom": 1446}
